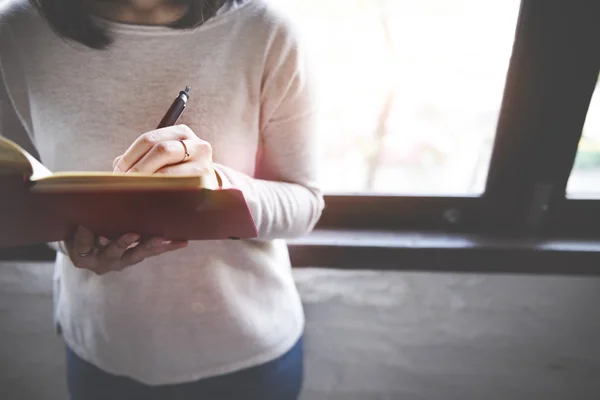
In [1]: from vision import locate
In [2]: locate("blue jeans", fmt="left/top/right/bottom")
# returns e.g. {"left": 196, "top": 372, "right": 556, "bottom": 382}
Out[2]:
{"left": 66, "top": 337, "right": 304, "bottom": 400}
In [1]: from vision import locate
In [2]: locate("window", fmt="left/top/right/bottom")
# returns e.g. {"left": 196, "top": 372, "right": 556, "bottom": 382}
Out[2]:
{"left": 304, "top": 0, "right": 600, "bottom": 234}
{"left": 276, "top": 0, "right": 521, "bottom": 195}
{"left": 2, "top": 1, "right": 600, "bottom": 263}
{"left": 567, "top": 79, "right": 600, "bottom": 199}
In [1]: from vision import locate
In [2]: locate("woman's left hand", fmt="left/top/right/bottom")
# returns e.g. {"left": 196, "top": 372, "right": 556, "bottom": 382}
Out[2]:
{"left": 113, "top": 125, "right": 219, "bottom": 187}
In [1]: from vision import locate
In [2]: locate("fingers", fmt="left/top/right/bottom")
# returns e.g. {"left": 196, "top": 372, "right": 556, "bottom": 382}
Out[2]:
{"left": 114, "top": 125, "right": 195, "bottom": 173}
{"left": 97, "top": 236, "right": 111, "bottom": 248}
{"left": 155, "top": 160, "right": 213, "bottom": 176}
{"left": 126, "top": 139, "right": 212, "bottom": 175}
{"left": 100, "top": 233, "right": 140, "bottom": 261}
{"left": 68, "top": 228, "right": 188, "bottom": 275}
{"left": 125, "top": 140, "right": 190, "bottom": 174}
{"left": 119, "top": 238, "right": 188, "bottom": 268}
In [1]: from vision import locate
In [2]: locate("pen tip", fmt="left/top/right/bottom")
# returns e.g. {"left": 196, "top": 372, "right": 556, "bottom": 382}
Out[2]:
{"left": 185, "top": 86, "right": 191, "bottom": 93}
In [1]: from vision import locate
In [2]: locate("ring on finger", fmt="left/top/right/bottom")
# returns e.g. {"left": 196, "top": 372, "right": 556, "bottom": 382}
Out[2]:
{"left": 179, "top": 139, "right": 190, "bottom": 163}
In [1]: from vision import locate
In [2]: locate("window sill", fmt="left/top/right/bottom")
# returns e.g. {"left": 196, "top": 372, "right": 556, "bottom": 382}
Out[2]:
{"left": 2, "top": 229, "right": 600, "bottom": 276}
{"left": 287, "top": 229, "right": 600, "bottom": 276}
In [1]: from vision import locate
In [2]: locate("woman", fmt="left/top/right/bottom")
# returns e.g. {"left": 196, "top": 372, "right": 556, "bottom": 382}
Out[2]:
{"left": 0, "top": 0, "right": 323, "bottom": 398}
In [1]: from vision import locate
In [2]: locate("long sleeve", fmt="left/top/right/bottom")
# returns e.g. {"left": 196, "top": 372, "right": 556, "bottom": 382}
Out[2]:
{"left": 0, "top": 66, "right": 35, "bottom": 155}
{"left": 214, "top": 21, "right": 324, "bottom": 240}
{"left": 0, "top": 52, "right": 64, "bottom": 255}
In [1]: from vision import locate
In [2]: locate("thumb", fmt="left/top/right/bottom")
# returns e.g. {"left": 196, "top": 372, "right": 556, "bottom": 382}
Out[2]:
{"left": 70, "top": 226, "right": 97, "bottom": 263}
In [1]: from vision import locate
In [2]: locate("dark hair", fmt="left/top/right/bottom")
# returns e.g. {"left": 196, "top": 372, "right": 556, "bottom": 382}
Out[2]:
{"left": 30, "top": 0, "right": 224, "bottom": 49}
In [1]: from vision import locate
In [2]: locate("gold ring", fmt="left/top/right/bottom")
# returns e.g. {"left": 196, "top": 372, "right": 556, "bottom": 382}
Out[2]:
{"left": 180, "top": 140, "right": 190, "bottom": 163}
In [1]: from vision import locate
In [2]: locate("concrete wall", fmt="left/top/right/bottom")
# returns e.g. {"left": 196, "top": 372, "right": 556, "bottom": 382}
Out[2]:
{"left": 1, "top": 262, "right": 600, "bottom": 399}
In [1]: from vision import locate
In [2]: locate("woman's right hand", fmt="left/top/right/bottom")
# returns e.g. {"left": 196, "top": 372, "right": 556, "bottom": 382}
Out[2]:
{"left": 65, "top": 226, "right": 187, "bottom": 275}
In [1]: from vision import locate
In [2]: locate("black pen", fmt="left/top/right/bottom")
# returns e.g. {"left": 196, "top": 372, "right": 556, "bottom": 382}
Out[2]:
{"left": 156, "top": 86, "right": 191, "bottom": 129}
